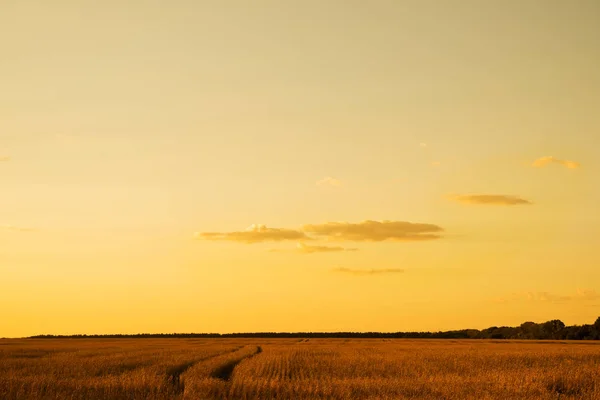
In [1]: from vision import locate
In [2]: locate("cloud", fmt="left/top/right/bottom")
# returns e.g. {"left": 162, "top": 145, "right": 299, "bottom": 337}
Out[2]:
{"left": 532, "top": 156, "right": 580, "bottom": 169}
{"left": 198, "top": 219, "right": 444, "bottom": 245}
{"left": 450, "top": 194, "right": 532, "bottom": 206}
{"left": 332, "top": 267, "right": 404, "bottom": 275}
{"left": 302, "top": 220, "right": 443, "bottom": 242}
{"left": 495, "top": 289, "right": 599, "bottom": 303}
{"left": 431, "top": 161, "right": 441, "bottom": 167}
{"left": 297, "top": 243, "right": 357, "bottom": 253}
{"left": 1, "top": 224, "right": 35, "bottom": 232}
{"left": 316, "top": 177, "right": 342, "bottom": 187}
{"left": 575, "top": 288, "right": 600, "bottom": 301}
{"left": 525, "top": 292, "right": 572, "bottom": 302}
{"left": 420, "top": 142, "right": 427, "bottom": 148}
{"left": 0, "top": 156, "right": 10, "bottom": 161}
{"left": 194, "top": 224, "right": 309, "bottom": 243}
{"left": 271, "top": 243, "right": 358, "bottom": 254}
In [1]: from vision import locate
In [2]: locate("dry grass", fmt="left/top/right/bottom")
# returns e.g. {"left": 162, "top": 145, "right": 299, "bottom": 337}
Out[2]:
{"left": 1, "top": 338, "right": 600, "bottom": 399}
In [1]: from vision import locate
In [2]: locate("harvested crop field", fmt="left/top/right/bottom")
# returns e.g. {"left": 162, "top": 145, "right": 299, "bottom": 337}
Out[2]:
{"left": 1, "top": 338, "right": 600, "bottom": 399}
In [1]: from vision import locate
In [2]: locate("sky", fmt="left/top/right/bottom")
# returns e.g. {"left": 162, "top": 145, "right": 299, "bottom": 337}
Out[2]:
{"left": 1, "top": 0, "right": 599, "bottom": 337}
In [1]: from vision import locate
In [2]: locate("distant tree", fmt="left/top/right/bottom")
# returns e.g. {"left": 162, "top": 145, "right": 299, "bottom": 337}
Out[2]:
{"left": 27, "top": 317, "right": 600, "bottom": 340}
{"left": 519, "top": 322, "right": 540, "bottom": 339}
{"left": 541, "top": 320, "right": 565, "bottom": 339}
{"left": 591, "top": 317, "right": 600, "bottom": 340}
{"left": 465, "top": 329, "right": 480, "bottom": 339}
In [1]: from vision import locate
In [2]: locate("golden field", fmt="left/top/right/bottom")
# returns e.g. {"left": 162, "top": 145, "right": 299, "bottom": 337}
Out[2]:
{"left": 1, "top": 338, "right": 600, "bottom": 399}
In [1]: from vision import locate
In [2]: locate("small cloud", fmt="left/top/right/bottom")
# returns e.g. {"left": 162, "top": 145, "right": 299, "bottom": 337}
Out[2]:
{"left": 269, "top": 243, "right": 358, "bottom": 254}
{"left": 0, "top": 156, "right": 11, "bottom": 161}
{"left": 332, "top": 267, "right": 404, "bottom": 275}
{"left": 420, "top": 142, "right": 427, "bottom": 148}
{"left": 576, "top": 288, "right": 600, "bottom": 301}
{"left": 297, "top": 242, "right": 357, "bottom": 254}
{"left": 449, "top": 194, "right": 532, "bottom": 206}
{"left": 527, "top": 292, "right": 572, "bottom": 302}
{"left": 494, "top": 289, "right": 599, "bottom": 303}
{"left": 431, "top": 161, "right": 441, "bottom": 167}
{"left": 1, "top": 224, "right": 35, "bottom": 232}
{"left": 194, "top": 224, "right": 309, "bottom": 244}
{"left": 302, "top": 220, "right": 443, "bottom": 242}
{"left": 532, "top": 156, "right": 580, "bottom": 169}
{"left": 297, "top": 243, "right": 357, "bottom": 253}
{"left": 316, "top": 177, "right": 342, "bottom": 187}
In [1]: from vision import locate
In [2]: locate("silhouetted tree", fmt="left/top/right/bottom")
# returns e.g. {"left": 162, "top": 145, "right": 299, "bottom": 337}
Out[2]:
{"left": 541, "top": 320, "right": 565, "bottom": 339}
{"left": 519, "top": 322, "right": 540, "bottom": 339}
{"left": 28, "top": 317, "right": 600, "bottom": 340}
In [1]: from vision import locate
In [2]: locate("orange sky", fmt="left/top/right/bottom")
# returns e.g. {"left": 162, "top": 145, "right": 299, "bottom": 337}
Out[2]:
{"left": 1, "top": 1, "right": 599, "bottom": 337}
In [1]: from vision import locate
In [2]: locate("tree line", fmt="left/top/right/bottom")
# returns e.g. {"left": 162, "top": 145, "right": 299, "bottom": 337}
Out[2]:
{"left": 28, "top": 317, "right": 600, "bottom": 340}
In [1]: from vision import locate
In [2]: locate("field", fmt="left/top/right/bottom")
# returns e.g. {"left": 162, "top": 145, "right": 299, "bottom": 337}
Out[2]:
{"left": 1, "top": 339, "right": 600, "bottom": 399}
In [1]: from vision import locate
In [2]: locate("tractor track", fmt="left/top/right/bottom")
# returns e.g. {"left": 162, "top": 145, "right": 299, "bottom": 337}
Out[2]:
{"left": 210, "top": 345, "right": 263, "bottom": 381}
{"left": 167, "top": 346, "right": 243, "bottom": 394}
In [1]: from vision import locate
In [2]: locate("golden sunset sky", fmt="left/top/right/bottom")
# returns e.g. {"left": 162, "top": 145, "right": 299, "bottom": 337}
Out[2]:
{"left": 1, "top": 1, "right": 599, "bottom": 337}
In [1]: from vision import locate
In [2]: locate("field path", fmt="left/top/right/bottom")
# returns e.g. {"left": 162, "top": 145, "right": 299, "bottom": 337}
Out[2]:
{"left": 167, "top": 346, "right": 243, "bottom": 394}
{"left": 211, "top": 345, "right": 262, "bottom": 381}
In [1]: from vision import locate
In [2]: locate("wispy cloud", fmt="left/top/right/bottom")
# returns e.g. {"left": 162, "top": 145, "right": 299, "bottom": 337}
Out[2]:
{"left": 1, "top": 224, "right": 35, "bottom": 232}
{"left": 332, "top": 267, "right": 404, "bottom": 275}
{"left": 303, "top": 220, "right": 443, "bottom": 242}
{"left": 197, "top": 220, "right": 444, "bottom": 245}
{"left": 495, "top": 289, "right": 599, "bottom": 303}
{"left": 525, "top": 292, "right": 572, "bottom": 302}
{"left": 575, "top": 288, "right": 600, "bottom": 301}
{"left": 420, "top": 142, "right": 427, "bottom": 148}
{"left": 270, "top": 243, "right": 358, "bottom": 254}
{"left": 194, "top": 224, "right": 309, "bottom": 243}
{"left": 449, "top": 194, "right": 532, "bottom": 206}
{"left": 431, "top": 161, "right": 441, "bottom": 167}
{"left": 298, "top": 243, "right": 357, "bottom": 253}
{"left": 316, "top": 177, "right": 342, "bottom": 187}
{"left": 532, "top": 156, "right": 580, "bottom": 169}
{"left": 0, "top": 156, "right": 11, "bottom": 162}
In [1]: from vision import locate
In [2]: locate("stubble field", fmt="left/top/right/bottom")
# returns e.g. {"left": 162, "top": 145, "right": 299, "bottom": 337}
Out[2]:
{"left": 1, "top": 338, "right": 600, "bottom": 399}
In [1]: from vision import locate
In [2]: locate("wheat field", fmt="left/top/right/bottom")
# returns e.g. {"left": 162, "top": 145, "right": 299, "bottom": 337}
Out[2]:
{"left": 1, "top": 338, "right": 600, "bottom": 399}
